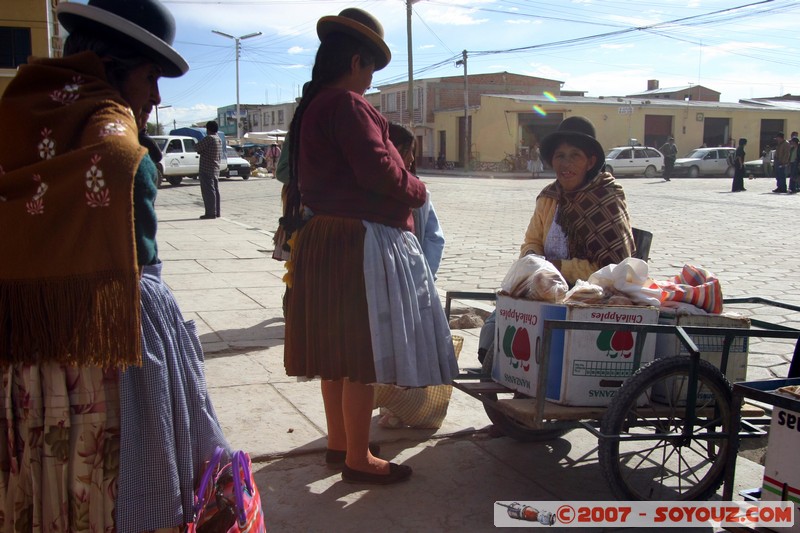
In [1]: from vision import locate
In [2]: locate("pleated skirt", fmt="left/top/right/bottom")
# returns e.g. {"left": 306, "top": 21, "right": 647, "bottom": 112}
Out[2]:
{"left": 284, "top": 216, "right": 376, "bottom": 383}
{"left": 284, "top": 215, "right": 458, "bottom": 387}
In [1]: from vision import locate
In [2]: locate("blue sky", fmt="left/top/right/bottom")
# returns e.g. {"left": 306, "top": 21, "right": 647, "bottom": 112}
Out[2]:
{"left": 143, "top": 0, "right": 800, "bottom": 128}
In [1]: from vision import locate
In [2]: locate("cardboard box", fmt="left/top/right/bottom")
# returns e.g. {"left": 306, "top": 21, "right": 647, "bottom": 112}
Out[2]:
{"left": 761, "top": 402, "right": 800, "bottom": 532}
{"left": 491, "top": 295, "right": 658, "bottom": 406}
{"left": 651, "top": 312, "right": 750, "bottom": 405}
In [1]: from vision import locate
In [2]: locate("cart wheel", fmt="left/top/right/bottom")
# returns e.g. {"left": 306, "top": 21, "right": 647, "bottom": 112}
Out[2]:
{"left": 483, "top": 393, "right": 578, "bottom": 442}
{"left": 598, "top": 356, "right": 734, "bottom": 501}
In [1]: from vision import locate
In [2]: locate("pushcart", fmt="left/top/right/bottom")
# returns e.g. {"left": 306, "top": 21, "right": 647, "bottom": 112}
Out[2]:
{"left": 446, "top": 293, "right": 800, "bottom": 502}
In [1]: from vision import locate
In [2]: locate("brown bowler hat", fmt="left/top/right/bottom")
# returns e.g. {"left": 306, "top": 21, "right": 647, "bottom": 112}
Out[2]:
{"left": 317, "top": 8, "right": 391, "bottom": 71}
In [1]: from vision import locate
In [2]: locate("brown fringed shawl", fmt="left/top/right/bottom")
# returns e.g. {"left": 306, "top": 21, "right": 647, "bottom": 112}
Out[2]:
{"left": 538, "top": 171, "right": 634, "bottom": 267}
{"left": 0, "top": 52, "right": 145, "bottom": 368}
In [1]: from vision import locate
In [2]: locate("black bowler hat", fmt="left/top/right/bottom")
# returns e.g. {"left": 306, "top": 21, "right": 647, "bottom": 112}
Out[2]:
{"left": 317, "top": 8, "right": 391, "bottom": 71}
{"left": 57, "top": 0, "right": 188, "bottom": 77}
{"left": 540, "top": 116, "right": 606, "bottom": 177}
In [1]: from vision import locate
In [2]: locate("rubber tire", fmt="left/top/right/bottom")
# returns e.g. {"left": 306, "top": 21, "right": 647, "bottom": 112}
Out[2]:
{"left": 166, "top": 175, "right": 183, "bottom": 186}
{"left": 598, "top": 356, "right": 734, "bottom": 501}
{"left": 604, "top": 164, "right": 614, "bottom": 175}
{"left": 644, "top": 165, "right": 657, "bottom": 179}
{"left": 156, "top": 168, "right": 165, "bottom": 189}
{"left": 483, "top": 393, "right": 578, "bottom": 442}
{"left": 688, "top": 166, "right": 700, "bottom": 178}
{"left": 243, "top": 175, "right": 250, "bottom": 180}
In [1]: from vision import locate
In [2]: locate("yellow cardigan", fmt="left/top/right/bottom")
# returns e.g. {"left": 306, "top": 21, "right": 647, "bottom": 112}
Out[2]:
{"left": 520, "top": 194, "right": 599, "bottom": 285}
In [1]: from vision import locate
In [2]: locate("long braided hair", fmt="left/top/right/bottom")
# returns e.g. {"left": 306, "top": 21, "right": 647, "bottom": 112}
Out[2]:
{"left": 281, "top": 32, "right": 377, "bottom": 247}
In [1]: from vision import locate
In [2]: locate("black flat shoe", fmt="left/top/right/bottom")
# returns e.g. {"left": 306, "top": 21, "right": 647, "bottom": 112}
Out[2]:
{"left": 341, "top": 463, "right": 412, "bottom": 485}
{"left": 326, "top": 443, "right": 381, "bottom": 466}
{"left": 199, "top": 214, "right": 216, "bottom": 219}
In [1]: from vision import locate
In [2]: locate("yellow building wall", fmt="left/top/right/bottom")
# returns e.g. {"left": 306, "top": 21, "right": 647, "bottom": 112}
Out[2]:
{"left": 433, "top": 96, "right": 800, "bottom": 166}
{"left": 1, "top": 0, "right": 56, "bottom": 96}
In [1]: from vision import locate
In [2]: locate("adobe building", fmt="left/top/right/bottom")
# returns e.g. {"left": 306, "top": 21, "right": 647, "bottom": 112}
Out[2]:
{"left": 626, "top": 79, "right": 721, "bottom": 103}
{"left": 374, "top": 72, "right": 565, "bottom": 168}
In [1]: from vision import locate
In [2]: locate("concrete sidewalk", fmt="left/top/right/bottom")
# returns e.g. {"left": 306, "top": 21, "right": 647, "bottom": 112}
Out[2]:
{"left": 155, "top": 201, "right": 767, "bottom": 532}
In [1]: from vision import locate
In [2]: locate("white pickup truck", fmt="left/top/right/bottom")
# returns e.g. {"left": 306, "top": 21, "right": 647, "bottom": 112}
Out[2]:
{"left": 151, "top": 134, "right": 228, "bottom": 186}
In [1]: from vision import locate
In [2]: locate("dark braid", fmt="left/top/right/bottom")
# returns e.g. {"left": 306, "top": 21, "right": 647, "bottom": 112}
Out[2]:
{"left": 281, "top": 32, "right": 377, "bottom": 247}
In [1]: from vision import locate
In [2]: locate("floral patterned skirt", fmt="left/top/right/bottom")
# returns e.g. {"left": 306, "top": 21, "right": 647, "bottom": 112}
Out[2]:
{"left": 0, "top": 363, "right": 120, "bottom": 532}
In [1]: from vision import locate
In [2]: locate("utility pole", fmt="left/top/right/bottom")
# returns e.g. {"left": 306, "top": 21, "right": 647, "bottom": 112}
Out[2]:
{"left": 456, "top": 50, "right": 469, "bottom": 169}
{"left": 155, "top": 104, "right": 171, "bottom": 135}
{"left": 406, "top": 0, "right": 417, "bottom": 129}
{"left": 212, "top": 30, "right": 262, "bottom": 141}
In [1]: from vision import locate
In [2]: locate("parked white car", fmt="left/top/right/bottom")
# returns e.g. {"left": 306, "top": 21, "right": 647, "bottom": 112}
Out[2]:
{"left": 222, "top": 146, "right": 251, "bottom": 180}
{"left": 151, "top": 135, "right": 200, "bottom": 186}
{"left": 603, "top": 146, "right": 664, "bottom": 178}
{"left": 673, "top": 147, "right": 736, "bottom": 178}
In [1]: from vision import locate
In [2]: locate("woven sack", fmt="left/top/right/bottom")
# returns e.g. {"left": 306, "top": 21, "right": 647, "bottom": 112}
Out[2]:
{"left": 373, "top": 335, "right": 463, "bottom": 429}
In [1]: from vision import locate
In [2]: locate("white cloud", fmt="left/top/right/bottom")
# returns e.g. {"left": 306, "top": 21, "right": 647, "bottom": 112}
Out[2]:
{"left": 418, "top": 5, "right": 490, "bottom": 26}
{"left": 419, "top": 44, "right": 436, "bottom": 50}
{"left": 287, "top": 46, "right": 304, "bottom": 55}
{"left": 506, "top": 19, "right": 532, "bottom": 25}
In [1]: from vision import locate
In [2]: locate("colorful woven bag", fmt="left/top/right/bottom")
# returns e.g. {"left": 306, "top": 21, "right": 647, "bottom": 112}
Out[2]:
{"left": 657, "top": 264, "right": 723, "bottom": 314}
{"left": 188, "top": 447, "right": 265, "bottom": 533}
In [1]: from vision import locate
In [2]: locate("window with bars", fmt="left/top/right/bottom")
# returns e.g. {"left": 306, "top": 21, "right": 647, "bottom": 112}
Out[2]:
{"left": 0, "top": 27, "right": 32, "bottom": 69}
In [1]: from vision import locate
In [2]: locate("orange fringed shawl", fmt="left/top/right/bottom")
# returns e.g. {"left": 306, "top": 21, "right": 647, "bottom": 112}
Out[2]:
{"left": 0, "top": 52, "right": 145, "bottom": 368}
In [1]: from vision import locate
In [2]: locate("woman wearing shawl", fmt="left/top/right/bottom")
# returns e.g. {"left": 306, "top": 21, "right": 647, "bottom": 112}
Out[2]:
{"left": 477, "top": 117, "right": 634, "bottom": 367}
{"left": 520, "top": 116, "right": 635, "bottom": 284}
{"left": 0, "top": 0, "right": 228, "bottom": 530}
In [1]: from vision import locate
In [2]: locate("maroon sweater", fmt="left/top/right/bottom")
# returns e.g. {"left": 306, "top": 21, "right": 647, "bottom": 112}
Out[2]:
{"left": 299, "top": 87, "right": 426, "bottom": 231}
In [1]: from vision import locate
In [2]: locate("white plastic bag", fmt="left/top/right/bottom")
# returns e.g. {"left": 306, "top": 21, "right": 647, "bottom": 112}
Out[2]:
{"left": 500, "top": 254, "right": 568, "bottom": 303}
{"left": 586, "top": 257, "right": 662, "bottom": 306}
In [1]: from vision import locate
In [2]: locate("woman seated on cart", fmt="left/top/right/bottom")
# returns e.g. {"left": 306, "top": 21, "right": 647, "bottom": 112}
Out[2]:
{"left": 478, "top": 116, "right": 635, "bottom": 364}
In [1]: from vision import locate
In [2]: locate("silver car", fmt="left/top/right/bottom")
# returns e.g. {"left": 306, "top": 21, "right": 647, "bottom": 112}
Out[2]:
{"left": 604, "top": 146, "right": 664, "bottom": 178}
{"left": 673, "top": 147, "right": 736, "bottom": 178}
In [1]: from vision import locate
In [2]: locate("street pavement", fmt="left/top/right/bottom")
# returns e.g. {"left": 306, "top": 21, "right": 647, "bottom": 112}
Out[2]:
{"left": 154, "top": 171, "right": 800, "bottom": 532}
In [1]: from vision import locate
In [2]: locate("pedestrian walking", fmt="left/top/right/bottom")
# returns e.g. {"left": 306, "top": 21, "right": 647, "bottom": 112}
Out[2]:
{"left": 731, "top": 138, "right": 747, "bottom": 192}
{"left": 659, "top": 136, "right": 678, "bottom": 181}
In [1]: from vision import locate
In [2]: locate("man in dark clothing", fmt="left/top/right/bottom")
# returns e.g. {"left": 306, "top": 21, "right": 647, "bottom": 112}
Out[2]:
{"left": 773, "top": 132, "right": 790, "bottom": 193}
{"left": 196, "top": 120, "right": 222, "bottom": 218}
{"left": 659, "top": 137, "right": 678, "bottom": 181}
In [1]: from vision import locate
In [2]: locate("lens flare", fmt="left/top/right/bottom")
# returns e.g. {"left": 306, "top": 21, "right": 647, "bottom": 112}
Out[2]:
{"left": 543, "top": 91, "right": 558, "bottom": 102}
{"left": 532, "top": 105, "right": 547, "bottom": 116}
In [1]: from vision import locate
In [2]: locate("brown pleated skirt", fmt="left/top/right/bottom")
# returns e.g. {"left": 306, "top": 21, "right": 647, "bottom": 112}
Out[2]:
{"left": 284, "top": 215, "right": 377, "bottom": 383}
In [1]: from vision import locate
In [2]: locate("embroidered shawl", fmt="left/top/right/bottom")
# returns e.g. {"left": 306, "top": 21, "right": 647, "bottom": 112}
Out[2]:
{"left": 538, "top": 171, "right": 634, "bottom": 267}
{"left": 0, "top": 52, "right": 145, "bottom": 368}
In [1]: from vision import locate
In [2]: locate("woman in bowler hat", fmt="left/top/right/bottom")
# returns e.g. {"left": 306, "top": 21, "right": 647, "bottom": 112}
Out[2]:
{"left": 477, "top": 117, "right": 634, "bottom": 381}
{"left": 520, "top": 116, "right": 635, "bottom": 284}
{"left": 0, "top": 0, "right": 230, "bottom": 530}
{"left": 281, "top": 8, "right": 457, "bottom": 485}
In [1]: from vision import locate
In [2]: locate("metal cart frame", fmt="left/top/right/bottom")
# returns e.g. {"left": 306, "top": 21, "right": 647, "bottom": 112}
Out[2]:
{"left": 448, "top": 294, "right": 800, "bottom": 501}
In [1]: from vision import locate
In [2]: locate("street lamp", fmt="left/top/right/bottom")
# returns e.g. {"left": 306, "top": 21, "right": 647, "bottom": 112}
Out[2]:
{"left": 212, "top": 29, "right": 262, "bottom": 141}
{"left": 155, "top": 104, "right": 171, "bottom": 134}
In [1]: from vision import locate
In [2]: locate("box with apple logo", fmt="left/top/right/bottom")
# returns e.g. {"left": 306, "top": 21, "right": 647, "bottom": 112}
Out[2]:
{"left": 491, "top": 294, "right": 659, "bottom": 406}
